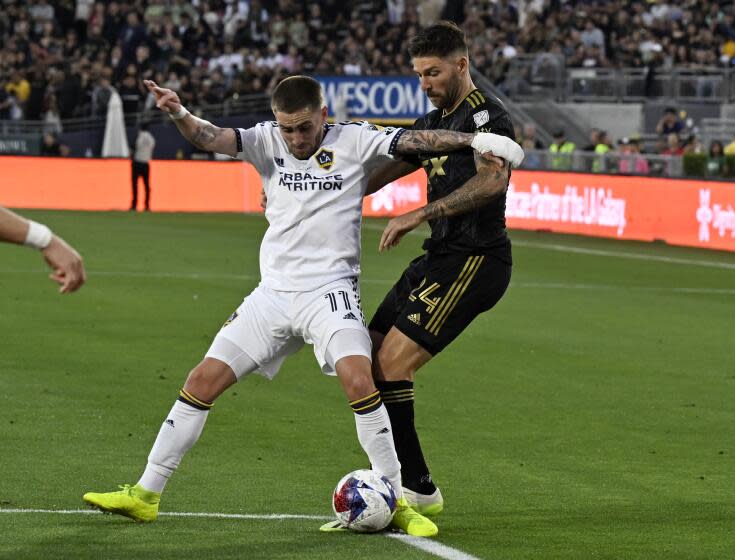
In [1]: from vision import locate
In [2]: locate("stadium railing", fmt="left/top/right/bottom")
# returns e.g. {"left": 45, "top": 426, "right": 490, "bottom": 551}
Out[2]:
{"left": 505, "top": 58, "right": 735, "bottom": 103}
{"left": 0, "top": 93, "right": 271, "bottom": 134}
{"left": 701, "top": 117, "right": 735, "bottom": 146}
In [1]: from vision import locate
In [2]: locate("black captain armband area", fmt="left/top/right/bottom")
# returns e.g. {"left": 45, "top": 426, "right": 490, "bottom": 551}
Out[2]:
{"left": 233, "top": 128, "right": 243, "bottom": 153}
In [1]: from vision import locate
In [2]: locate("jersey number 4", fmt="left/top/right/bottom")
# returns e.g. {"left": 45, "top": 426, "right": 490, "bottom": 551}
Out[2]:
{"left": 408, "top": 278, "right": 442, "bottom": 314}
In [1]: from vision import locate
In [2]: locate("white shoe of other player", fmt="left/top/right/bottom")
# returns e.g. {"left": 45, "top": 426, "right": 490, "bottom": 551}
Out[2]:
{"left": 402, "top": 486, "right": 444, "bottom": 517}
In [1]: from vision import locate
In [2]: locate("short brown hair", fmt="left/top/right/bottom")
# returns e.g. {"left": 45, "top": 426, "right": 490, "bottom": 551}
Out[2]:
{"left": 408, "top": 21, "right": 468, "bottom": 59}
{"left": 271, "top": 75, "right": 324, "bottom": 113}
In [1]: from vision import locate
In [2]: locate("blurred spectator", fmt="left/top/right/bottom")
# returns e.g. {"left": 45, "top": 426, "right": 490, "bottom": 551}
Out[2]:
{"left": 418, "top": 0, "right": 446, "bottom": 26}
{"left": 387, "top": 0, "right": 406, "bottom": 25}
{"left": 549, "top": 129, "right": 575, "bottom": 170}
{"left": 42, "top": 94, "right": 62, "bottom": 134}
{"left": 656, "top": 107, "right": 685, "bottom": 136}
{"left": 683, "top": 133, "right": 705, "bottom": 155}
{"left": 519, "top": 123, "right": 544, "bottom": 149}
{"left": 580, "top": 19, "right": 605, "bottom": 55}
{"left": 0, "top": 78, "right": 12, "bottom": 120}
{"left": 618, "top": 137, "right": 650, "bottom": 175}
{"left": 119, "top": 73, "right": 142, "bottom": 119}
{"left": 661, "top": 132, "right": 684, "bottom": 156}
{"left": 91, "top": 74, "right": 114, "bottom": 117}
{"left": 707, "top": 140, "right": 725, "bottom": 176}
{"left": 131, "top": 122, "right": 156, "bottom": 212}
{"left": 582, "top": 128, "right": 600, "bottom": 152}
{"left": 40, "top": 132, "right": 67, "bottom": 156}
{"left": 592, "top": 130, "right": 613, "bottom": 172}
{"left": 724, "top": 135, "right": 735, "bottom": 155}
{"left": 6, "top": 70, "right": 31, "bottom": 105}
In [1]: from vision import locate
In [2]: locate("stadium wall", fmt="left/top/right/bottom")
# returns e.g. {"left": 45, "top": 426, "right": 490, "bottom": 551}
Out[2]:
{"left": 1, "top": 157, "right": 734, "bottom": 252}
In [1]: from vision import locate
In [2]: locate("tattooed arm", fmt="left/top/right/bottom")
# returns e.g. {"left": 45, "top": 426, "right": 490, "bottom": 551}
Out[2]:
{"left": 394, "top": 129, "right": 475, "bottom": 154}
{"left": 394, "top": 129, "right": 525, "bottom": 168}
{"left": 143, "top": 80, "right": 238, "bottom": 157}
{"left": 378, "top": 153, "right": 510, "bottom": 252}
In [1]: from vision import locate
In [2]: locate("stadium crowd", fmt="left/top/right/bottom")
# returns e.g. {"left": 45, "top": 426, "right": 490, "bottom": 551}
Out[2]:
{"left": 2, "top": 0, "right": 735, "bottom": 125}
{"left": 515, "top": 105, "right": 735, "bottom": 178}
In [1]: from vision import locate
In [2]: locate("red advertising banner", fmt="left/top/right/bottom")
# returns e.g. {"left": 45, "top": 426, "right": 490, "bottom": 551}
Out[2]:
{"left": 506, "top": 171, "right": 735, "bottom": 252}
{"left": 1, "top": 157, "right": 733, "bottom": 252}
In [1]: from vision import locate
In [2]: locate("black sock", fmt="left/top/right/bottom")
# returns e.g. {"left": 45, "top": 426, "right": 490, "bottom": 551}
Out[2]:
{"left": 376, "top": 380, "right": 437, "bottom": 494}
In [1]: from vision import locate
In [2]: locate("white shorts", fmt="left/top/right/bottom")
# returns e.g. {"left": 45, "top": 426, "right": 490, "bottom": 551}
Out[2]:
{"left": 205, "top": 277, "right": 370, "bottom": 379}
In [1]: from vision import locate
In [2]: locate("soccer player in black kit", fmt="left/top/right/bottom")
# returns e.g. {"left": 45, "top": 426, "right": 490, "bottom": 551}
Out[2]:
{"left": 366, "top": 21, "right": 517, "bottom": 518}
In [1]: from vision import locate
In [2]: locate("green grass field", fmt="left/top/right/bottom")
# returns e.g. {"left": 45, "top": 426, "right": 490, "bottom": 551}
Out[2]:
{"left": 1, "top": 210, "right": 734, "bottom": 559}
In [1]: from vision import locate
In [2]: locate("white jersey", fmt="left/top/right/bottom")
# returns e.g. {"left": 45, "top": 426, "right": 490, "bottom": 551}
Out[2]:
{"left": 234, "top": 121, "right": 404, "bottom": 291}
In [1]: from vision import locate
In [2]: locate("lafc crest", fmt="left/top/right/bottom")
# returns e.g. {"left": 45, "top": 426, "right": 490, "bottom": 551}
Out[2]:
{"left": 315, "top": 148, "right": 335, "bottom": 170}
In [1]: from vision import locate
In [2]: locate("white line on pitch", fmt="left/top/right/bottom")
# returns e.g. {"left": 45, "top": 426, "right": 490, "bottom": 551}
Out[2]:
{"left": 1, "top": 508, "right": 483, "bottom": 560}
{"left": 1, "top": 269, "right": 732, "bottom": 295}
{"left": 512, "top": 282, "right": 735, "bottom": 295}
{"left": 0, "top": 508, "right": 331, "bottom": 521}
{"left": 387, "top": 533, "right": 484, "bottom": 560}
{"left": 512, "top": 240, "right": 735, "bottom": 270}
{"left": 361, "top": 223, "right": 735, "bottom": 270}
{"left": 0, "top": 268, "right": 396, "bottom": 285}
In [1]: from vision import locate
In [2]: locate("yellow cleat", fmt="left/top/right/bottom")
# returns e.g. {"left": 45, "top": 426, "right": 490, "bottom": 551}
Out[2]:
{"left": 319, "top": 520, "right": 349, "bottom": 532}
{"left": 390, "top": 497, "right": 438, "bottom": 537}
{"left": 83, "top": 484, "right": 160, "bottom": 522}
{"left": 402, "top": 486, "right": 444, "bottom": 517}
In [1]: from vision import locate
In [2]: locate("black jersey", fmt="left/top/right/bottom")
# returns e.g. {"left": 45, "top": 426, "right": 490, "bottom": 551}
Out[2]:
{"left": 408, "top": 88, "right": 514, "bottom": 263}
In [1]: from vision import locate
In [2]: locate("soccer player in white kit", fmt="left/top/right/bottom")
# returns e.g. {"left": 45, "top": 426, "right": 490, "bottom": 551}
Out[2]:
{"left": 83, "top": 76, "right": 523, "bottom": 537}
{"left": 0, "top": 206, "right": 86, "bottom": 293}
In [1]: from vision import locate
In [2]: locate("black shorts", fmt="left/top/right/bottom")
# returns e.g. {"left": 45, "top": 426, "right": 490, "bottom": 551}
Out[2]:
{"left": 369, "top": 252, "right": 511, "bottom": 355}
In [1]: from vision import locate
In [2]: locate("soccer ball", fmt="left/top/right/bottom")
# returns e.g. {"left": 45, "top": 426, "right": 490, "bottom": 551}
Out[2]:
{"left": 332, "top": 469, "right": 397, "bottom": 532}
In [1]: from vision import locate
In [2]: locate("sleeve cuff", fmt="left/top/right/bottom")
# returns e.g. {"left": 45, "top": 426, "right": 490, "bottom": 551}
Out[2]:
{"left": 387, "top": 128, "right": 406, "bottom": 156}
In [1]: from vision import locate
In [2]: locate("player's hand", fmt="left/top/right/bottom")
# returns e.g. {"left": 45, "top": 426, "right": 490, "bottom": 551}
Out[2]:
{"left": 471, "top": 132, "right": 525, "bottom": 168}
{"left": 143, "top": 80, "right": 182, "bottom": 115}
{"left": 42, "top": 235, "right": 86, "bottom": 293}
{"left": 379, "top": 209, "right": 424, "bottom": 252}
{"left": 260, "top": 189, "right": 267, "bottom": 210}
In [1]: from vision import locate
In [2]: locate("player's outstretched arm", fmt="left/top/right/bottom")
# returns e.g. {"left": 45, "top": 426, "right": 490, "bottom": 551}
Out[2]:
{"left": 143, "top": 80, "right": 238, "bottom": 157}
{"left": 394, "top": 130, "right": 524, "bottom": 167}
{"left": 0, "top": 206, "right": 86, "bottom": 293}
{"left": 379, "top": 153, "right": 510, "bottom": 252}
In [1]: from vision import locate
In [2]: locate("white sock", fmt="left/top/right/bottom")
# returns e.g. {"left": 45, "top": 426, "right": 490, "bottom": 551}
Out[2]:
{"left": 138, "top": 399, "right": 209, "bottom": 493}
{"left": 354, "top": 403, "right": 403, "bottom": 499}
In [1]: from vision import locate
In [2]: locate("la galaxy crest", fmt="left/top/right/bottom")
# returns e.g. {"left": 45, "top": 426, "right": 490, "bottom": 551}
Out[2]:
{"left": 314, "top": 148, "right": 335, "bottom": 170}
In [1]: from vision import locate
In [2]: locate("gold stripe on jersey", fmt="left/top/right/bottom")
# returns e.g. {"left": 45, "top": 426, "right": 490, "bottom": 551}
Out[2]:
{"left": 426, "top": 256, "right": 484, "bottom": 335}
{"left": 472, "top": 91, "right": 486, "bottom": 105}
{"left": 442, "top": 89, "right": 483, "bottom": 117}
{"left": 424, "top": 256, "right": 477, "bottom": 333}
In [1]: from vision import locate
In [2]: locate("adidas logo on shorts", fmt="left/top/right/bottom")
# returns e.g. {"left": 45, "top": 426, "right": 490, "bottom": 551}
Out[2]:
{"left": 407, "top": 313, "right": 421, "bottom": 325}
{"left": 343, "top": 312, "right": 358, "bottom": 320}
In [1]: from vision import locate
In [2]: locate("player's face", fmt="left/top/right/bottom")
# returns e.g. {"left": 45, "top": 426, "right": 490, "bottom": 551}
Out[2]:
{"left": 412, "top": 55, "right": 465, "bottom": 110}
{"left": 274, "top": 106, "right": 327, "bottom": 160}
